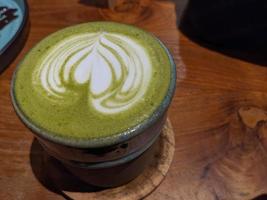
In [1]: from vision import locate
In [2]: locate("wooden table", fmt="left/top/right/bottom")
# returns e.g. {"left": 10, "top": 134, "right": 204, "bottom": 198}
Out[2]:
{"left": 1, "top": 0, "right": 267, "bottom": 199}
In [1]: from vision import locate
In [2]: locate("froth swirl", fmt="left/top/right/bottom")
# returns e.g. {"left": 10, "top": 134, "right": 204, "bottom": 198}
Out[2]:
{"left": 33, "top": 32, "right": 152, "bottom": 114}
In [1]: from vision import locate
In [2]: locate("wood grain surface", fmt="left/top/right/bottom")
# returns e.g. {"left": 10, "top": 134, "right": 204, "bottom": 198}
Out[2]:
{"left": 1, "top": 0, "right": 267, "bottom": 199}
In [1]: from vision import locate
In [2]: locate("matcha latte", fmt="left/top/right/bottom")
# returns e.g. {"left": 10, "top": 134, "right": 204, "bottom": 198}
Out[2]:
{"left": 12, "top": 22, "right": 172, "bottom": 141}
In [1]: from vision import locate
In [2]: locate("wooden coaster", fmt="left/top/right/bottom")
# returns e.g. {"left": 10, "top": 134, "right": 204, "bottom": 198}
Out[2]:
{"left": 63, "top": 119, "right": 175, "bottom": 200}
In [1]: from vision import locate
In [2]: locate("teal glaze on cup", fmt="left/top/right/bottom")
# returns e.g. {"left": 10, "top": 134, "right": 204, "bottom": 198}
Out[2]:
{"left": 0, "top": 0, "right": 29, "bottom": 73}
{"left": 10, "top": 24, "right": 176, "bottom": 187}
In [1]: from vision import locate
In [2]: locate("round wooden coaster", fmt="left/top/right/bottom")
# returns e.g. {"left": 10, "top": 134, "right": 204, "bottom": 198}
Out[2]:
{"left": 64, "top": 119, "right": 175, "bottom": 200}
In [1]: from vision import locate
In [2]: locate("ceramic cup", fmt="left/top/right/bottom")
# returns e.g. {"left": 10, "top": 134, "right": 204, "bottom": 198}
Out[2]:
{"left": 10, "top": 37, "right": 176, "bottom": 187}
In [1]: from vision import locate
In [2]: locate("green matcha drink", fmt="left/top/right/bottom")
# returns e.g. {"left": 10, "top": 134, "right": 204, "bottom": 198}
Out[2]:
{"left": 12, "top": 22, "right": 171, "bottom": 141}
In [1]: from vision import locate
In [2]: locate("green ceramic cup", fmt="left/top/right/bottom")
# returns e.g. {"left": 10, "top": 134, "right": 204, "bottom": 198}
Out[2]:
{"left": 11, "top": 22, "right": 176, "bottom": 187}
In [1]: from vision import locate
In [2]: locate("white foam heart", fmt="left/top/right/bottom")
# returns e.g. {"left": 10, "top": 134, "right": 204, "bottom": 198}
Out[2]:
{"left": 33, "top": 32, "right": 152, "bottom": 114}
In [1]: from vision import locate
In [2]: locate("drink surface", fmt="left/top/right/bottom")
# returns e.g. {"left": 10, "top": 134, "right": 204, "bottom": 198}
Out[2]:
{"left": 13, "top": 22, "right": 172, "bottom": 140}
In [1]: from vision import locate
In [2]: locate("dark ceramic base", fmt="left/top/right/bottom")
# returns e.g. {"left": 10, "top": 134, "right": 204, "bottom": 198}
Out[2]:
{"left": 36, "top": 113, "right": 166, "bottom": 163}
{"left": 29, "top": 119, "right": 175, "bottom": 200}
{"left": 33, "top": 115, "right": 165, "bottom": 187}
{"left": 62, "top": 137, "right": 159, "bottom": 188}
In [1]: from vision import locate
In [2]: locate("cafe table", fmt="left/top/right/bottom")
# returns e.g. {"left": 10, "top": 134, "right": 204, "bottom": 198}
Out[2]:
{"left": 1, "top": 0, "right": 266, "bottom": 199}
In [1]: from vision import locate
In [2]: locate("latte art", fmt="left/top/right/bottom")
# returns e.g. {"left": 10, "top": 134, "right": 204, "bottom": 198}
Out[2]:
{"left": 14, "top": 22, "right": 172, "bottom": 140}
{"left": 33, "top": 32, "right": 152, "bottom": 114}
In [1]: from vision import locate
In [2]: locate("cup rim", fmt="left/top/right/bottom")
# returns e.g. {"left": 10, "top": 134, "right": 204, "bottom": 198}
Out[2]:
{"left": 10, "top": 22, "right": 177, "bottom": 149}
